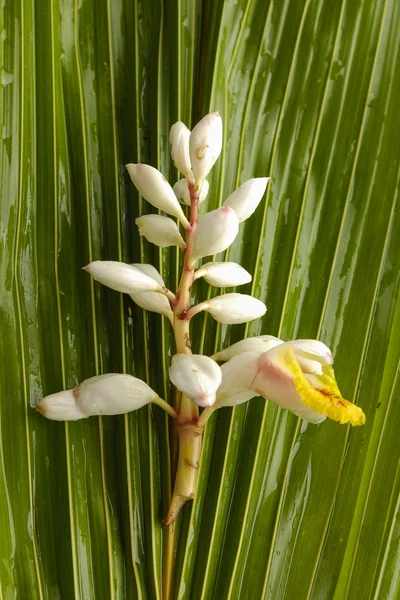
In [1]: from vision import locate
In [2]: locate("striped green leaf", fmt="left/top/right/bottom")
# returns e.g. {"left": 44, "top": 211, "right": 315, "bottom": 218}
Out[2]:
{"left": 1, "top": 0, "right": 399, "bottom": 598}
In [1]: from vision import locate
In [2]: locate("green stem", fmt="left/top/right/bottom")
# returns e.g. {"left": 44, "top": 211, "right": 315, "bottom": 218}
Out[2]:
{"left": 164, "top": 182, "right": 202, "bottom": 524}
{"left": 186, "top": 299, "right": 211, "bottom": 320}
{"left": 163, "top": 421, "right": 203, "bottom": 525}
{"left": 162, "top": 182, "right": 204, "bottom": 596}
{"left": 152, "top": 396, "right": 178, "bottom": 419}
{"left": 197, "top": 405, "right": 218, "bottom": 428}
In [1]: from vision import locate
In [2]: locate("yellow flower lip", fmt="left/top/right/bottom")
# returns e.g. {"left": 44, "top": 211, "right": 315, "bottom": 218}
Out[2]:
{"left": 287, "top": 347, "right": 366, "bottom": 426}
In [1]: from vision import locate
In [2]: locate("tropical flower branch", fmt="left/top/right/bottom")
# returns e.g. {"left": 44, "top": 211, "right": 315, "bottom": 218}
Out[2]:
{"left": 37, "top": 111, "right": 366, "bottom": 527}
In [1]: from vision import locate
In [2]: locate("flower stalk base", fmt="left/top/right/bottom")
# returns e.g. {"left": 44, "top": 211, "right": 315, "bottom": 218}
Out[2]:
{"left": 164, "top": 422, "right": 203, "bottom": 525}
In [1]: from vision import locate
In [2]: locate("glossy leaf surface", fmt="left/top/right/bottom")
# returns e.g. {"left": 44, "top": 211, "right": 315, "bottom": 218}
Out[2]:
{"left": 1, "top": 0, "right": 399, "bottom": 598}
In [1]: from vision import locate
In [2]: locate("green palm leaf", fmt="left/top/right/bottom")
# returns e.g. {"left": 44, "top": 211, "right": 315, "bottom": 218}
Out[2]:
{"left": 1, "top": 0, "right": 399, "bottom": 598}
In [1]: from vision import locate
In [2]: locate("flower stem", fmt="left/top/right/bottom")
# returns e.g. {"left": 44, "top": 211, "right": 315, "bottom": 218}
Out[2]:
{"left": 163, "top": 421, "right": 203, "bottom": 525}
{"left": 197, "top": 405, "right": 218, "bottom": 428}
{"left": 164, "top": 181, "right": 203, "bottom": 525}
{"left": 186, "top": 299, "right": 211, "bottom": 320}
{"left": 152, "top": 396, "right": 178, "bottom": 419}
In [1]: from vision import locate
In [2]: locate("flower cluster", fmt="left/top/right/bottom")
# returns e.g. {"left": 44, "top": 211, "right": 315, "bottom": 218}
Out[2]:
{"left": 37, "top": 112, "right": 365, "bottom": 521}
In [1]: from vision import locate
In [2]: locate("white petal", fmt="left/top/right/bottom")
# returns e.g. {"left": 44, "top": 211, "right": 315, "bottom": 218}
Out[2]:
{"left": 194, "top": 262, "right": 251, "bottom": 287}
{"left": 129, "top": 264, "right": 172, "bottom": 316}
{"left": 189, "top": 112, "right": 223, "bottom": 182}
{"left": 135, "top": 214, "right": 185, "bottom": 249}
{"left": 223, "top": 178, "right": 270, "bottom": 223}
{"left": 130, "top": 291, "right": 172, "bottom": 317}
{"left": 295, "top": 355, "right": 323, "bottom": 376}
{"left": 212, "top": 335, "right": 283, "bottom": 361}
{"left": 290, "top": 406, "right": 327, "bottom": 424}
{"left": 84, "top": 260, "right": 162, "bottom": 293}
{"left": 251, "top": 344, "right": 309, "bottom": 412}
{"left": 131, "top": 263, "right": 165, "bottom": 286}
{"left": 126, "top": 163, "right": 189, "bottom": 227}
{"left": 169, "top": 122, "right": 194, "bottom": 182}
{"left": 206, "top": 293, "right": 266, "bottom": 324}
{"left": 290, "top": 339, "right": 333, "bottom": 365}
{"left": 173, "top": 178, "right": 209, "bottom": 206}
{"left": 75, "top": 374, "right": 157, "bottom": 415}
{"left": 193, "top": 207, "right": 239, "bottom": 259}
{"left": 36, "top": 390, "right": 88, "bottom": 421}
{"left": 216, "top": 351, "right": 262, "bottom": 406}
{"left": 169, "top": 354, "right": 222, "bottom": 407}
{"left": 218, "top": 390, "right": 260, "bottom": 406}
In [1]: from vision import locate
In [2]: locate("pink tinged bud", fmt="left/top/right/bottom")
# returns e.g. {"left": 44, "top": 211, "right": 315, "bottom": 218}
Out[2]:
{"left": 216, "top": 352, "right": 262, "bottom": 407}
{"left": 126, "top": 163, "right": 189, "bottom": 228}
{"left": 212, "top": 335, "right": 283, "bottom": 362}
{"left": 173, "top": 178, "right": 209, "bottom": 206}
{"left": 189, "top": 112, "right": 223, "bottom": 183}
{"left": 169, "top": 354, "right": 222, "bottom": 408}
{"left": 223, "top": 178, "right": 270, "bottom": 223}
{"left": 194, "top": 261, "right": 252, "bottom": 287}
{"left": 74, "top": 374, "right": 157, "bottom": 415}
{"left": 36, "top": 390, "right": 88, "bottom": 421}
{"left": 169, "top": 122, "right": 194, "bottom": 182}
{"left": 193, "top": 207, "right": 239, "bottom": 259}
{"left": 135, "top": 214, "right": 186, "bottom": 250}
{"left": 84, "top": 260, "right": 162, "bottom": 294}
{"left": 129, "top": 264, "right": 172, "bottom": 318}
{"left": 205, "top": 293, "right": 267, "bottom": 324}
{"left": 37, "top": 375, "right": 159, "bottom": 421}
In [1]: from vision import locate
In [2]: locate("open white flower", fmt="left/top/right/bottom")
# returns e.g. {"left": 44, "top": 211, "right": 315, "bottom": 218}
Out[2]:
{"left": 173, "top": 178, "right": 209, "bottom": 206}
{"left": 37, "top": 374, "right": 158, "bottom": 420}
{"left": 126, "top": 163, "right": 189, "bottom": 228}
{"left": 169, "top": 121, "right": 194, "bottom": 182}
{"left": 189, "top": 112, "right": 223, "bottom": 183}
{"left": 84, "top": 261, "right": 163, "bottom": 294}
{"left": 216, "top": 339, "right": 366, "bottom": 426}
{"left": 136, "top": 214, "right": 186, "bottom": 250}
{"left": 169, "top": 354, "right": 222, "bottom": 407}
{"left": 193, "top": 207, "right": 239, "bottom": 259}
{"left": 130, "top": 264, "right": 173, "bottom": 318}
{"left": 194, "top": 261, "right": 251, "bottom": 287}
{"left": 251, "top": 341, "right": 365, "bottom": 424}
{"left": 223, "top": 178, "right": 270, "bottom": 222}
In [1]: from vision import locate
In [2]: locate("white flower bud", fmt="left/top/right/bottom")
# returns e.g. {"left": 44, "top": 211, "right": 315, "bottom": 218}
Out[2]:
{"left": 216, "top": 352, "right": 262, "bottom": 407}
{"left": 130, "top": 264, "right": 173, "bottom": 318}
{"left": 169, "top": 354, "right": 222, "bottom": 408}
{"left": 194, "top": 261, "right": 251, "bottom": 287}
{"left": 173, "top": 178, "right": 209, "bottom": 206}
{"left": 84, "top": 260, "right": 163, "bottom": 294}
{"left": 169, "top": 122, "right": 194, "bottom": 182}
{"left": 126, "top": 163, "right": 189, "bottom": 228}
{"left": 212, "top": 335, "right": 283, "bottom": 362}
{"left": 193, "top": 207, "right": 239, "bottom": 259}
{"left": 223, "top": 178, "right": 270, "bottom": 223}
{"left": 74, "top": 374, "right": 157, "bottom": 415}
{"left": 189, "top": 112, "right": 223, "bottom": 183}
{"left": 135, "top": 214, "right": 186, "bottom": 250}
{"left": 36, "top": 374, "right": 158, "bottom": 420}
{"left": 205, "top": 293, "right": 266, "bottom": 324}
{"left": 36, "top": 390, "right": 88, "bottom": 421}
